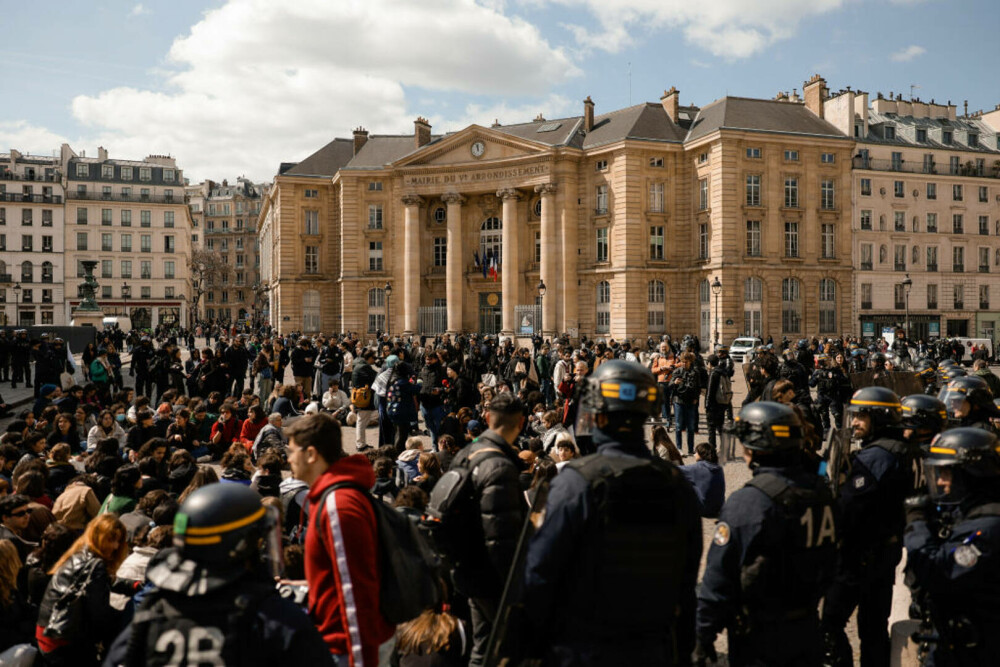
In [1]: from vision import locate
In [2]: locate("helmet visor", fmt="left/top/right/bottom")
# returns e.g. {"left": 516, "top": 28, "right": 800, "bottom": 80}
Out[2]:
{"left": 263, "top": 505, "right": 284, "bottom": 579}
{"left": 923, "top": 460, "right": 969, "bottom": 506}
{"left": 938, "top": 386, "right": 971, "bottom": 415}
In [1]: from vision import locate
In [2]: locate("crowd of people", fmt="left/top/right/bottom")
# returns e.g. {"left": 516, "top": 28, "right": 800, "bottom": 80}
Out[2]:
{"left": 0, "top": 324, "right": 995, "bottom": 666}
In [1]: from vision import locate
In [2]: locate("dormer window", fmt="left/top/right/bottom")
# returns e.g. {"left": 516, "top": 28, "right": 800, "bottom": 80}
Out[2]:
{"left": 943, "top": 131, "right": 952, "bottom": 145}
{"left": 884, "top": 126, "right": 895, "bottom": 140}
{"left": 595, "top": 160, "right": 608, "bottom": 171}
{"left": 968, "top": 134, "right": 978, "bottom": 148}
{"left": 916, "top": 129, "right": 927, "bottom": 142}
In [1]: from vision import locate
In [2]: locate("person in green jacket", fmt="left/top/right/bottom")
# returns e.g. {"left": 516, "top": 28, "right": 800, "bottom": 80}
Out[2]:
{"left": 99, "top": 463, "right": 141, "bottom": 515}
{"left": 89, "top": 348, "right": 113, "bottom": 403}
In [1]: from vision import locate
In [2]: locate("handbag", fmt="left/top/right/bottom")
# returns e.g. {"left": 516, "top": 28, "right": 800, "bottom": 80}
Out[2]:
{"left": 481, "top": 373, "right": 498, "bottom": 388}
{"left": 60, "top": 371, "right": 75, "bottom": 391}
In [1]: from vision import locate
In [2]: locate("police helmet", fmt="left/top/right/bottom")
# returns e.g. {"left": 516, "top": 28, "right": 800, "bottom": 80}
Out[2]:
{"left": 938, "top": 358, "right": 956, "bottom": 368}
{"left": 915, "top": 359, "right": 937, "bottom": 380}
{"left": 870, "top": 352, "right": 887, "bottom": 367}
{"left": 729, "top": 402, "right": 803, "bottom": 452}
{"left": 580, "top": 360, "right": 658, "bottom": 418}
{"left": 172, "top": 483, "right": 279, "bottom": 567}
{"left": 923, "top": 428, "right": 1000, "bottom": 508}
{"left": 796, "top": 339, "right": 809, "bottom": 351}
{"left": 715, "top": 345, "right": 729, "bottom": 354}
{"left": 938, "top": 365, "right": 966, "bottom": 384}
{"left": 847, "top": 386, "right": 902, "bottom": 428}
{"left": 938, "top": 376, "right": 995, "bottom": 415}
{"left": 900, "top": 394, "right": 948, "bottom": 433}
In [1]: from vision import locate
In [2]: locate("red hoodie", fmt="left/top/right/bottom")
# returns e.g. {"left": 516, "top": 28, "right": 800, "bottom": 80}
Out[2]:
{"left": 305, "top": 454, "right": 395, "bottom": 666}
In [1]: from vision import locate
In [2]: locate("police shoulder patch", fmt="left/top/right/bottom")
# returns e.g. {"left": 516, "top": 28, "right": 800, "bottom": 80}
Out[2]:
{"left": 853, "top": 476, "right": 866, "bottom": 489}
{"left": 953, "top": 544, "right": 980, "bottom": 568}
{"left": 713, "top": 522, "right": 731, "bottom": 547}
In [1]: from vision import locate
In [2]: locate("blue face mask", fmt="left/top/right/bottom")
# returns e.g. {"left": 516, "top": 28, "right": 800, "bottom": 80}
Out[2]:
{"left": 116, "top": 414, "right": 126, "bottom": 423}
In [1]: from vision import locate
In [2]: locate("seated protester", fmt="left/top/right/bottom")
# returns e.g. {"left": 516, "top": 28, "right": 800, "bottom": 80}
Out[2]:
{"left": 540, "top": 410, "right": 573, "bottom": 457}
{"left": 46, "top": 413, "right": 82, "bottom": 454}
{"left": 466, "top": 418, "right": 485, "bottom": 442}
{"left": 0, "top": 392, "right": 11, "bottom": 419}
{"left": 177, "top": 467, "right": 220, "bottom": 504}
{"left": 322, "top": 378, "right": 351, "bottom": 423}
{"left": 54, "top": 385, "right": 84, "bottom": 416}
{"left": 165, "top": 408, "right": 204, "bottom": 456}
{"left": 99, "top": 463, "right": 141, "bottom": 516}
{"left": 118, "top": 489, "right": 169, "bottom": 544}
{"left": 32, "top": 384, "right": 62, "bottom": 423}
{"left": 252, "top": 413, "right": 288, "bottom": 462}
{"left": 45, "top": 443, "right": 77, "bottom": 497}
{"left": 414, "top": 452, "right": 442, "bottom": 496}
{"left": 271, "top": 384, "right": 301, "bottom": 419}
{"left": 36, "top": 406, "right": 60, "bottom": 438}
{"left": 392, "top": 596, "right": 470, "bottom": 667}
{"left": 135, "top": 438, "right": 170, "bottom": 483}
{"left": 249, "top": 450, "right": 283, "bottom": 498}
{"left": 85, "top": 438, "right": 122, "bottom": 498}
{"left": 150, "top": 497, "right": 178, "bottom": 530}
{"left": 239, "top": 406, "right": 268, "bottom": 451}
{"left": 0, "top": 495, "right": 37, "bottom": 563}
{"left": 35, "top": 514, "right": 128, "bottom": 667}
{"left": 396, "top": 436, "right": 425, "bottom": 487}
{"left": 679, "top": 442, "right": 726, "bottom": 519}
{"left": 232, "top": 388, "right": 256, "bottom": 420}
{"left": 518, "top": 450, "right": 538, "bottom": 490}
{"left": 125, "top": 409, "right": 158, "bottom": 460}
{"left": 0, "top": 539, "right": 35, "bottom": 654}
{"left": 152, "top": 403, "right": 174, "bottom": 438}
{"left": 51, "top": 474, "right": 102, "bottom": 532}
{"left": 109, "top": 524, "right": 173, "bottom": 611}
{"left": 24, "top": 523, "right": 77, "bottom": 608}
{"left": 14, "top": 471, "right": 57, "bottom": 541}
{"left": 0, "top": 444, "right": 19, "bottom": 487}
{"left": 191, "top": 404, "right": 214, "bottom": 445}
{"left": 126, "top": 397, "right": 151, "bottom": 427}
{"left": 87, "top": 409, "right": 127, "bottom": 453}
{"left": 220, "top": 447, "right": 254, "bottom": 485}
{"left": 136, "top": 457, "right": 166, "bottom": 498}
{"left": 651, "top": 425, "right": 684, "bottom": 465}
{"left": 371, "top": 457, "right": 399, "bottom": 504}
{"left": 526, "top": 457, "right": 558, "bottom": 509}
{"left": 553, "top": 433, "right": 580, "bottom": 471}
{"left": 18, "top": 432, "right": 48, "bottom": 468}
{"left": 166, "top": 450, "right": 197, "bottom": 495}
{"left": 209, "top": 404, "right": 243, "bottom": 458}
{"left": 393, "top": 485, "right": 429, "bottom": 523}
{"left": 435, "top": 434, "right": 460, "bottom": 473}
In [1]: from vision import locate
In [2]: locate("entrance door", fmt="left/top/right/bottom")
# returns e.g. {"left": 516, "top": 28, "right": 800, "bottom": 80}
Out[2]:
{"left": 131, "top": 307, "right": 152, "bottom": 330}
{"left": 946, "top": 319, "right": 969, "bottom": 337}
{"left": 479, "top": 292, "right": 501, "bottom": 335}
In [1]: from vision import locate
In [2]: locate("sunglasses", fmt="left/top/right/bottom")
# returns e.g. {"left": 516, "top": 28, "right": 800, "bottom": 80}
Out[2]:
{"left": 9, "top": 510, "right": 30, "bottom": 518}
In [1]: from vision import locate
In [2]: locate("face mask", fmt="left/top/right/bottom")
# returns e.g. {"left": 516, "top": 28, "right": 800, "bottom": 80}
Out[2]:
{"left": 116, "top": 414, "right": 126, "bottom": 423}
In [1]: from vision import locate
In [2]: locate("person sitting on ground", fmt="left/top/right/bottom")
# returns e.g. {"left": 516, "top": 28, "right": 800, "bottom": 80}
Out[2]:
{"left": 322, "top": 378, "right": 351, "bottom": 423}
{"left": 252, "top": 413, "right": 287, "bottom": 462}
{"left": 249, "top": 450, "right": 283, "bottom": 498}
{"left": 45, "top": 443, "right": 77, "bottom": 498}
{"left": 46, "top": 413, "right": 82, "bottom": 454}
{"left": 23, "top": 523, "right": 76, "bottom": 609}
{"left": 396, "top": 436, "right": 425, "bottom": 487}
{"left": 435, "top": 434, "right": 461, "bottom": 473}
{"left": 177, "top": 466, "right": 220, "bottom": 505}
{"left": 651, "top": 425, "right": 684, "bottom": 465}
{"left": 413, "top": 452, "right": 443, "bottom": 496}
{"left": 371, "top": 457, "right": 399, "bottom": 504}
{"left": 0, "top": 539, "right": 35, "bottom": 653}
{"left": 270, "top": 384, "right": 300, "bottom": 419}
{"left": 208, "top": 403, "right": 243, "bottom": 458}
{"left": 14, "top": 471, "right": 56, "bottom": 542}
{"left": 553, "top": 434, "right": 580, "bottom": 470}
{"left": 679, "top": 442, "right": 725, "bottom": 518}
{"left": 220, "top": 447, "right": 254, "bottom": 486}
{"left": 0, "top": 494, "right": 37, "bottom": 563}
{"left": 117, "top": 489, "right": 169, "bottom": 544}
{"left": 393, "top": 485, "right": 429, "bottom": 523}
{"left": 99, "top": 464, "right": 141, "bottom": 516}
{"left": 109, "top": 524, "right": 173, "bottom": 611}
{"left": 87, "top": 409, "right": 127, "bottom": 454}
{"left": 540, "top": 410, "right": 573, "bottom": 458}
{"left": 238, "top": 405, "right": 268, "bottom": 451}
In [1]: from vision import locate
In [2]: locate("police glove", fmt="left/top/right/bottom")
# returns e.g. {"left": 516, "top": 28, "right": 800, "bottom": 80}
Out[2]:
{"left": 693, "top": 636, "right": 718, "bottom": 666}
{"left": 905, "top": 495, "right": 933, "bottom": 525}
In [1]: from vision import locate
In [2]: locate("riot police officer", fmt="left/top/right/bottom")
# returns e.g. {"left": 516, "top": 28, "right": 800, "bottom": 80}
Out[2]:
{"left": 901, "top": 393, "right": 948, "bottom": 451}
{"left": 104, "top": 483, "right": 332, "bottom": 666}
{"left": 131, "top": 336, "right": 154, "bottom": 399}
{"left": 822, "top": 386, "right": 915, "bottom": 667}
{"left": 696, "top": 402, "right": 838, "bottom": 666}
{"left": 0, "top": 329, "right": 10, "bottom": 382}
{"left": 521, "top": 360, "right": 702, "bottom": 666}
{"left": 915, "top": 358, "right": 938, "bottom": 395}
{"left": 10, "top": 329, "right": 31, "bottom": 388}
{"left": 904, "top": 428, "right": 1000, "bottom": 666}
{"left": 939, "top": 376, "right": 1000, "bottom": 434}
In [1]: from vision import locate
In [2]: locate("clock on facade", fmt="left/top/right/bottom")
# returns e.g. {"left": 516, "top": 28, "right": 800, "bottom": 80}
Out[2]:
{"left": 471, "top": 141, "right": 485, "bottom": 158}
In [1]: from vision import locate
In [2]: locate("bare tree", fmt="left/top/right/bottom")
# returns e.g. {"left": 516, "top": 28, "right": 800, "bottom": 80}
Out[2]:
{"left": 189, "top": 248, "right": 234, "bottom": 321}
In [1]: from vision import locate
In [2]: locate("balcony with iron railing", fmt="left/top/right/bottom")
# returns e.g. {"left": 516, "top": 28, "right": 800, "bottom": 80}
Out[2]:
{"left": 927, "top": 263, "right": 938, "bottom": 272}
{"left": 0, "top": 171, "right": 61, "bottom": 182}
{"left": 980, "top": 265, "right": 990, "bottom": 274}
{"left": 66, "top": 190, "right": 180, "bottom": 204}
{"left": 0, "top": 193, "right": 63, "bottom": 204}
{"left": 854, "top": 156, "right": 999, "bottom": 179}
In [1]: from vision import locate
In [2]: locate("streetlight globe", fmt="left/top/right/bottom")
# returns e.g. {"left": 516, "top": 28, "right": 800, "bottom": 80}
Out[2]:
{"left": 537, "top": 279, "right": 546, "bottom": 297}
{"left": 711, "top": 276, "right": 722, "bottom": 295}
{"left": 384, "top": 282, "right": 392, "bottom": 296}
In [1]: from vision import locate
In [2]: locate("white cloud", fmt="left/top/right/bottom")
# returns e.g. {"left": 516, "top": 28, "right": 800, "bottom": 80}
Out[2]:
{"left": 889, "top": 44, "right": 926, "bottom": 62}
{"left": 546, "top": 0, "right": 846, "bottom": 59}
{"left": 129, "top": 4, "right": 150, "bottom": 17}
{"left": 0, "top": 121, "right": 72, "bottom": 156}
{"left": 35, "top": 0, "right": 577, "bottom": 180}
{"left": 443, "top": 93, "right": 577, "bottom": 131}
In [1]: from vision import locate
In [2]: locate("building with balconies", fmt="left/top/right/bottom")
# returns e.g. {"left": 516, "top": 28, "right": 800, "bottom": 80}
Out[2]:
{"left": 0, "top": 150, "right": 66, "bottom": 325}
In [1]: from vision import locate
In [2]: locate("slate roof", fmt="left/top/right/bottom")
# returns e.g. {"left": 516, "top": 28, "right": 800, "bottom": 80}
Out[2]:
{"left": 685, "top": 97, "right": 848, "bottom": 142}
{"left": 344, "top": 136, "right": 440, "bottom": 169}
{"left": 282, "top": 138, "right": 356, "bottom": 177}
{"left": 863, "top": 111, "right": 999, "bottom": 153}
{"left": 582, "top": 103, "right": 686, "bottom": 148}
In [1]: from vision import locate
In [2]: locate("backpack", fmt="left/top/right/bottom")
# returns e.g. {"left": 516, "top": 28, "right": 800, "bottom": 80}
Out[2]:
{"left": 423, "top": 446, "right": 506, "bottom": 568}
{"left": 313, "top": 482, "right": 440, "bottom": 625}
{"left": 714, "top": 373, "right": 733, "bottom": 405}
{"left": 385, "top": 379, "right": 408, "bottom": 424}
{"left": 351, "top": 385, "right": 373, "bottom": 409}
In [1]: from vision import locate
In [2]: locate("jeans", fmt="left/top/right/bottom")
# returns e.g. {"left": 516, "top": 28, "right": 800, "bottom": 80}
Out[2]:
{"left": 468, "top": 596, "right": 498, "bottom": 667}
{"left": 540, "top": 379, "right": 554, "bottom": 407}
{"left": 258, "top": 376, "right": 274, "bottom": 406}
{"left": 674, "top": 401, "right": 698, "bottom": 454}
{"left": 705, "top": 407, "right": 725, "bottom": 449}
{"left": 420, "top": 403, "right": 447, "bottom": 449}
{"left": 658, "top": 382, "right": 673, "bottom": 421}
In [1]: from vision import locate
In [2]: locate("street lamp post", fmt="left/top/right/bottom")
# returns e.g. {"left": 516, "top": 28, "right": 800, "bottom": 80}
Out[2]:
{"left": 902, "top": 273, "right": 912, "bottom": 339}
{"left": 122, "top": 282, "right": 130, "bottom": 322}
{"left": 12, "top": 283, "right": 21, "bottom": 327}
{"left": 711, "top": 276, "right": 722, "bottom": 346}
{"left": 536, "top": 279, "right": 546, "bottom": 337}
{"left": 384, "top": 282, "right": 392, "bottom": 338}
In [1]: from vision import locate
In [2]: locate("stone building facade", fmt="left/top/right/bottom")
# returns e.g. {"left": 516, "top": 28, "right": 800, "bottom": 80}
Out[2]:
{"left": 61, "top": 145, "right": 192, "bottom": 328}
{"left": 0, "top": 151, "right": 66, "bottom": 325}
{"left": 821, "top": 87, "right": 1000, "bottom": 342}
{"left": 261, "top": 83, "right": 857, "bottom": 342}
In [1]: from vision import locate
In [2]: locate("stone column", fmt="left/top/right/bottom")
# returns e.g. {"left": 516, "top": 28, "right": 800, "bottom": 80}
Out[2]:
{"left": 401, "top": 194, "right": 424, "bottom": 336}
{"left": 442, "top": 192, "right": 465, "bottom": 334}
{"left": 560, "top": 195, "right": 578, "bottom": 339}
{"left": 535, "top": 183, "right": 557, "bottom": 338}
{"left": 497, "top": 188, "right": 521, "bottom": 337}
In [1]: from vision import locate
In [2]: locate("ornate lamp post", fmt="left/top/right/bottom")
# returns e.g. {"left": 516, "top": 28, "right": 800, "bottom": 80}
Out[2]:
{"left": 384, "top": 282, "right": 392, "bottom": 338}
{"left": 122, "top": 282, "right": 130, "bottom": 320}
{"left": 537, "top": 279, "right": 546, "bottom": 336}
{"left": 12, "top": 283, "right": 20, "bottom": 327}
{"left": 711, "top": 276, "right": 722, "bottom": 345}
{"left": 902, "top": 273, "right": 912, "bottom": 338}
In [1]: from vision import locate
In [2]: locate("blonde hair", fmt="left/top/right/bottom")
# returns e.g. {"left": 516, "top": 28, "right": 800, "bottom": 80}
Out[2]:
{"left": 395, "top": 608, "right": 461, "bottom": 656}
{"left": 50, "top": 514, "right": 128, "bottom": 577}
{"left": 0, "top": 540, "right": 21, "bottom": 607}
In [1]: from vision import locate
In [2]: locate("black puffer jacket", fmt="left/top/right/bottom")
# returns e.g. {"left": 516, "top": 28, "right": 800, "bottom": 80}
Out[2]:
{"left": 448, "top": 430, "right": 525, "bottom": 599}
{"left": 37, "top": 548, "right": 117, "bottom": 646}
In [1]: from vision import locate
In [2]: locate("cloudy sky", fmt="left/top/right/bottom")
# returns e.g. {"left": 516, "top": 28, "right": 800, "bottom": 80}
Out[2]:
{"left": 1, "top": 0, "right": 996, "bottom": 181}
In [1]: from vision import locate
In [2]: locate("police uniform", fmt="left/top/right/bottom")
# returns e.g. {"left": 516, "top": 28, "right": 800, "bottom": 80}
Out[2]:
{"left": 103, "top": 484, "right": 331, "bottom": 667}
{"left": 522, "top": 360, "right": 703, "bottom": 666}
{"left": 11, "top": 331, "right": 31, "bottom": 388}
{"left": 697, "top": 402, "right": 838, "bottom": 666}
{"left": 904, "top": 428, "right": 1000, "bottom": 666}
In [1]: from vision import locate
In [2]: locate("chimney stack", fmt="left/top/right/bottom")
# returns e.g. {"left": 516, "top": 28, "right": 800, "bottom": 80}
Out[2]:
{"left": 660, "top": 87, "right": 680, "bottom": 122}
{"left": 414, "top": 117, "right": 432, "bottom": 149}
{"left": 803, "top": 74, "right": 827, "bottom": 119}
{"left": 583, "top": 96, "right": 595, "bottom": 132}
{"left": 98, "top": 146, "right": 108, "bottom": 161}
{"left": 353, "top": 127, "right": 369, "bottom": 156}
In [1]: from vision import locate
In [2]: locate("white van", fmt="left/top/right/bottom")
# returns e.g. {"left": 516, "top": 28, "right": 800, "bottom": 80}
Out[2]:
{"left": 102, "top": 316, "right": 132, "bottom": 333}
{"left": 730, "top": 337, "right": 763, "bottom": 363}
{"left": 952, "top": 338, "right": 994, "bottom": 364}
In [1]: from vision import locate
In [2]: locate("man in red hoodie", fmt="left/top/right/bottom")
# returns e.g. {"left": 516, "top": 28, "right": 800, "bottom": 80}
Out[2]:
{"left": 286, "top": 412, "right": 394, "bottom": 666}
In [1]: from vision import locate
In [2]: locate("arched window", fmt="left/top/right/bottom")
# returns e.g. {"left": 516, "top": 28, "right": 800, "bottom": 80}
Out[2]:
{"left": 744, "top": 277, "right": 762, "bottom": 337}
{"left": 699, "top": 279, "right": 711, "bottom": 342}
{"left": 781, "top": 278, "right": 801, "bottom": 333}
{"left": 647, "top": 280, "right": 665, "bottom": 333}
{"left": 879, "top": 245, "right": 888, "bottom": 264}
{"left": 596, "top": 281, "right": 610, "bottom": 334}
{"left": 20, "top": 261, "right": 32, "bottom": 283}
{"left": 819, "top": 279, "right": 836, "bottom": 333}
{"left": 302, "top": 290, "right": 320, "bottom": 332}
{"left": 367, "top": 287, "right": 385, "bottom": 333}
{"left": 480, "top": 217, "right": 502, "bottom": 266}
{"left": 41, "top": 262, "right": 53, "bottom": 282}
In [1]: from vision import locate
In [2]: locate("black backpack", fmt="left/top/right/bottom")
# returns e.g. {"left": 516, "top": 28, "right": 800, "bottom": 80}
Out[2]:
{"left": 313, "top": 482, "right": 440, "bottom": 625}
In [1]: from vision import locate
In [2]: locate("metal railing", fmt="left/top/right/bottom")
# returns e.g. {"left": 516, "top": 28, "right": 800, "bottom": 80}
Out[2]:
{"left": 0, "top": 193, "right": 62, "bottom": 204}
{"left": 418, "top": 306, "right": 447, "bottom": 335}
{"left": 854, "top": 156, "right": 998, "bottom": 179}
{"left": 66, "top": 191, "right": 181, "bottom": 204}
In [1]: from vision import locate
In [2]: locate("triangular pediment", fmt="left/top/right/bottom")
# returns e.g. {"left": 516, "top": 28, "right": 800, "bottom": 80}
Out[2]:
{"left": 392, "top": 125, "right": 550, "bottom": 167}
